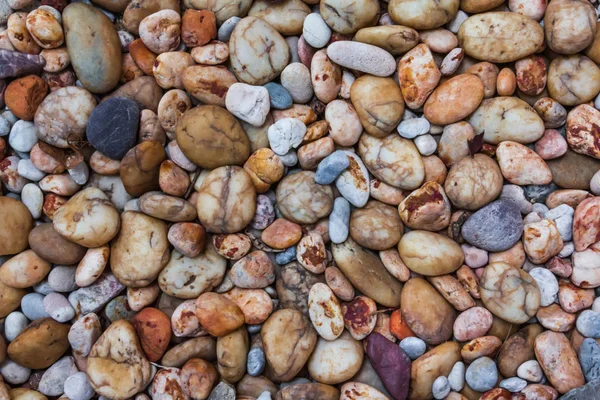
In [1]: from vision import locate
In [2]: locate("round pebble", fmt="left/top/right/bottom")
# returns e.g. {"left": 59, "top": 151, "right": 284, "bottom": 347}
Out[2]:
{"left": 432, "top": 376, "right": 451, "bottom": 400}
{"left": 63, "top": 372, "right": 95, "bottom": 400}
{"left": 20, "top": 293, "right": 50, "bottom": 320}
{"left": 465, "top": 357, "right": 498, "bottom": 392}
{"left": 4, "top": 311, "right": 28, "bottom": 342}
{"left": 399, "top": 337, "right": 426, "bottom": 360}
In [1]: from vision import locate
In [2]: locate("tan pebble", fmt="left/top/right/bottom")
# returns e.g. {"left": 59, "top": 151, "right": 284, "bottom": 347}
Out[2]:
{"left": 427, "top": 274, "right": 475, "bottom": 311}
{"left": 276, "top": 171, "right": 333, "bottom": 224}
{"left": 168, "top": 222, "right": 206, "bottom": 258}
{"left": 369, "top": 179, "right": 405, "bottom": 206}
{"left": 523, "top": 219, "right": 563, "bottom": 264}
{"left": 460, "top": 336, "right": 502, "bottom": 363}
{"left": 350, "top": 200, "right": 403, "bottom": 251}
{"left": 456, "top": 265, "right": 480, "bottom": 299}
{"left": 496, "top": 141, "right": 552, "bottom": 185}
{"left": 127, "top": 283, "right": 160, "bottom": 312}
{"left": 325, "top": 100, "right": 363, "bottom": 147}
{"left": 573, "top": 197, "right": 600, "bottom": 251}
{"left": 139, "top": 9, "right": 181, "bottom": 53}
{"left": 120, "top": 140, "right": 167, "bottom": 197}
{"left": 398, "top": 181, "right": 451, "bottom": 231}
{"left": 222, "top": 287, "right": 273, "bottom": 325}
{"left": 7, "top": 12, "right": 41, "bottom": 54}
{"left": 180, "top": 358, "right": 217, "bottom": 399}
{"left": 419, "top": 28, "right": 458, "bottom": 53}
{"left": 298, "top": 137, "right": 334, "bottom": 170}
{"left": 171, "top": 299, "right": 206, "bottom": 337}
{"left": 466, "top": 62, "right": 499, "bottom": 98}
{"left": 213, "top": 233, "right": 251, "bottom": 260}
{"left": 558, "top": 279, "right": 594, "bottom": 313}
{"left": 547, "top": 55, "right": 600, "bottom": 106}
{"left": 190, "top": 40, "right": 229, "bottom": 65}
{"left": 195, "top": 292, "right": 245, "bottom": 337}
{"left": 497, "top": 67, "right": 516, "bottom": 96}
{"left": 30, "top": 143, "right": 66, "bottom": 174}
{"left": 311, "top": 50, "right": 341, "bottom": 104}
{"left": 379, "top": 248, "right": 411, "bottom": 282}
{"left": 438, "top": 121, "right": 475, "bottom": 166}
{"left": 75, "top": 245, "right": 110, "bottom": 287}
{"left": 324, "top": 266, "right": 354, "bottom": 302}
{"left": 272, "top": 104, "right": 317, "bottom": 125}
{"left": 489, "top": 241, "right": 526, "bottom": 269}
{"left": 243, "top": 148, "right": 284, "bottom": 193}
{"left": 453, "top": 306, "right": 493, "bottom": 341}
{"left": 0, "top": 250, "right": 50, "bottom": 288}
{"left": 398, "top": 44, "right": 441, "bottom": 109}
{"left": 546, "top": 189, "right": 592, "bottom": 209}
{"left": 158, "top": 160, "right": 190, "bottom": 197}
{"left": 121, "top": 53, "right": 144, "bottom": 83}
{"left": 90, "top": 151, "right": 120, "bottom": 175}
{"left": 536, "top": 303, "right": 576, "bottom": 332}
{"left": 153, "top": 51, "right": 194, "bottom": 89}
{"left": 39, "top": 173, "right": 80, "bottom": 196}
{"left": 158, "top": 89, "right": 192, "bottom": 133}
{"left": 410, "top": 342, "right": 461, "bottom": 399}
{"left": 182, "top": 65, "right": 237, "bottom": 106}
{"left": 398, "top": 230, "right": 464, "bottom": 276}
{"left": 422, "top": 155, "right": 447, "bottom": 185}
{"left": 229, "top": 250, "right": 274, "bottom": 289}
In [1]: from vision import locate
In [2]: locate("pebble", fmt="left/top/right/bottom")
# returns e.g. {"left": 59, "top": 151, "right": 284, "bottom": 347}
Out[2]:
{"left": 302, "top": 13, "right": 331, "bottom": 48}
{"left": 529, "top": 267, "right": 559, "bottom": 306}
{"left": 397, "top": 117, "right": 430, "bottom": 139}
{"left": 315, "top": 150, "right": 349, "bottom": 185}
{"left": 63, "top": 372, "right": 94, "bottom": 400}
{"left": 21, "top": 293, "right": 49, "bottom": 320}
{"left": 208, "top": 381, "right": 235, "bottom": 400}
{"left": 465, "top": 357, "right": 498, "bottom": 392}
{"left": 329, "top": 197, "right": 351, "bottom": 244}
{"left": 327, "top": 41, "right": 396, "bottom": 77}
{"left": 247, "top": 346, "right": 266, "bottom": 376}
{"left": 0, "top": 50, "right": 46, "bottom": 79}
{"left": 68, "top": 313, "right": 101, "bottom": 356}
{"left": 577, "top": 310, "right": 600, "bottom": 338}
{"left": 517, "top": 360, "right": 544, "bottom": 382}
{"left": 448, "top": 361, "right": 465, "bottom": 392}
{"left": 501, "top": 184, "right": 533, "bottom": 214}
{"left": 4, "top": 311, "right": 28, "bottom": 342}
{"left": 264, "top": 82, "right": 292, "bottom": 110}
{"left": 0, "top": 359, "right": 30, "bottom": 385}
{"left": 414, "top": 134, "right": 437, "bottom": 156}
{"left": 500, "top": 377, "right": 528, "bottom": 392}
{"left": 9, "top": 120, "right": 38, "bottom": 152}
{"left": 432, "top": 376, "right": 450, "bottom": 400}
{"left": 399, "top": 337, "right": 426, "bottom": 360}
{"left": 20, "top": 183, "right": 43, "bottom": 218}
{"left": 43, "top": 293, "right": 74, "bottom": 323}
{"left": 217, "top": 16, "right": 240, "bottom": 42}
{"left": 38, "top": 356, "right": 77, "bottom": 396}
{"left": 462, "top": 200, "right": 524, "bottom": 252}
{"left": 226, "top": 83, "right": 270, "bottom": 127}
{"left": 86, "top": 97, "right": 140, "bottom": 160}
{"left": 275, "top": 246, "right": 296, "bottom": 265}
{"left": 268, "top": 118, "right": 306, "bottom": 155}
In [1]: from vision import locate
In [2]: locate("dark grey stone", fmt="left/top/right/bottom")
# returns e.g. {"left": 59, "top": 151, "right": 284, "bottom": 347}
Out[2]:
{"left": 86, "top": 97, "right": 140, "bottom": 160}
{"left": 208, "top": 381, "right": 235, "bottom": 400}
{"left": 560, "top": 378, "right": 600, "bottom": 399}
{"left": 0, "top": 50, "right": 45, "bottom": 79}
{"left": 461, "top": 200, "right": 523, "bottom": 252}
{"left": 315, "top": 150, "right": 350, "bottom": 185}
{"left": 524, "top": 183, "right": 558, "bottom": 203}
{"left": 579, "top": 338, "right": 600, "bottom": 382}
{"left": 264, "top": 82, "right": 293, "bottom": 110}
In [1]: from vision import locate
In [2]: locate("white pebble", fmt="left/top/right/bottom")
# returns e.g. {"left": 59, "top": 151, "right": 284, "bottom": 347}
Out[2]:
{"left": 64, "top": 372, "right": 95, "bottom": 400}
{"left": 500, "top": 377, "right": 528, "bottom": 392}
{"left": 397, "top": 117, "right": 430, "bottom": 139}
{"left": 558, "top": 241, "right": 574, "bottom": 257}
{"left": 448, "top": 361, "right": 465, "bottom": 392}
{"left": 414, "top": 134, "right": 437, "bottom": 156}
{"left": 2, "top": 110, "right": 18, "bottom": 126}
{"left": 440, "top": 48, "right": 464, "bottom": 76}
{"left": 21, "top": 183, "right": 43, "bottom": 219}
{"left": 256, "top": 391, "right": 272, "bottom": 400}
{"left": 9, "top": 120, "right": 38, "bottom": 152}
{"left": 43, "top": 292, "right": 75, "bottom": 323}
{"left": 528, "top": 267, "right": 558, "bottom": 306}
{"left": 517, "top": 360, "right": 543, "bottom": 383}
{"left": 225, "top": 83, "right": 270, "bottom": 127}
{"left": 399, "top": 336, "right": 426, "bottom": 360}
{"left": 18, "top": 159, "right": 45, "bottom": 181}
{"left": 4, "top": 311, "right": 29, "bottom": 342}
{"left": 0, "top": 360, "right": 31, "bottom": 385}
{"left": 0, "top": 116, "right": 10, "bottom": 136}
{"left": 68, "top": 162, "right": 90, "bottom": 185}
{"left": 303, "top": 13, "right": 331, "bottom": 48}
{"left": 432, "top": 376, "right": 450, "bottom": 400}
{"left": 268, "top": 118, "right": 306, "bottom": 156}
{"left": 447, "top": 10, "right": 469, "bottom": 33}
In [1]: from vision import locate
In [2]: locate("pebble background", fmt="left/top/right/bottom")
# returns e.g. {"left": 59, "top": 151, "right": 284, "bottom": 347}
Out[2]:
{"left": 1, "top": 0, "right": 600, "bottom": 399}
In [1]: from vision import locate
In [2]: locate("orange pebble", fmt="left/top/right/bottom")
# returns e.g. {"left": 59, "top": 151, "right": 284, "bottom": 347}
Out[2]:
{"left": 390, "top": 309, "right": 416, "bottom": 340}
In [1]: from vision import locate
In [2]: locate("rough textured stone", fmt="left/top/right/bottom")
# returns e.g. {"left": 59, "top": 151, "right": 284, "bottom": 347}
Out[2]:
{"left": 462, "top": 200, "right": 523, "bottom": 252}
{"left": 0, "top": 50, "right": 45, "bottom": 79}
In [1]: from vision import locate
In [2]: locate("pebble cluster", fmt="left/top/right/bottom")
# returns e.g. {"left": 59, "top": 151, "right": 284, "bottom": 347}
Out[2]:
{"left": 2, "top": 0, "right": 600, "bottom": 399}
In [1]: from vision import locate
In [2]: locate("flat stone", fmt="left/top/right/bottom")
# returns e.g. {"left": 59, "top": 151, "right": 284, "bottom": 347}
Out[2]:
{"left": 68, "top": 273, "right": 125, "bottom": 315}
{"left": 546, "top": 150, "right": 600, "bottom": 190}
{"left": 561, "top": 378, "right": 600, "bottom": 399}
{"left": 462, "top": 200, "right": 524, "bottom": 252}
{"left": 87, "top": 97, "right": 139, "bottom": 160}
{"left": 38, "top": 356, "right": 77, "bottom": 396}
{"left": 247, "top": 346, "right": 265, "bottom": 376}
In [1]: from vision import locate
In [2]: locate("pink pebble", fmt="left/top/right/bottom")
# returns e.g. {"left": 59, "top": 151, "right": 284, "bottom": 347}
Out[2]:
{"left": 298, "top": 35, "right": 317, "bottom": 68}
{"left": 534, "top": 129, "right": 568, "bottom": 160}
{"left": 453, "top": 306, "right": 493, "bottom": 341}
{"left": 461, "top": 244, "right": 488, "bottom": 269}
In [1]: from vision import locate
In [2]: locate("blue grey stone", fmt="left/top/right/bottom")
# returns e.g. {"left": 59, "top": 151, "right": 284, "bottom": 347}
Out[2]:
{"left": 21, "top": 293, "right": 50, "bottom": 320}
{"left": 86, "top": 97, "right": 140, "bottom": 160}
{"left": 465, "top": 357, "right": 497, "bottom": 392}
{"left": 247, "top": 324, "right": 262, "bottom": 334}
{"left": 499, "top": 377, "right": 527, "bottom": 393}
{"left": 208, "top": 381, "right": 235, "bottom": 400}
{"left": 104, "top": 296, "right": 137, "bottom": 322}
{"left": 247, "top": 346, "right": 265, "bottom": 376}
{"left": 461, "top": 200, "right": 523, "bottom": 252}
{"left": 524, "top": 183, "right": 558, "bottom": 203}
{"left": 399, "top": 337, "right": 426, "bottom": 360}
{"left": 276, "top": 246, "right": 297, "bottom": 265}
{"left": 560, "top": 378, "right": 600, "bottom": 399}
{"left": 579, "top": 338, "right": 600, "bottom": 382}
{"left": 47, "top": 266, "right": 78, "bottom": 293}
{"left": 315, "top": 150, "right": 350, "bottom": 185}
{"left": 218, "top": 17, "right": 241, "bottom": 42}
{"left": 329, "top": 197, "right": 350, "bottom": 244}
{"left": 264, "top": 82, "right": 292, "bottom": 110}
{"left": 577, "top": 310, "right": 600, "bottom": 338}
{"left": 33, "top": 280, "right": 55, "bottom": 295}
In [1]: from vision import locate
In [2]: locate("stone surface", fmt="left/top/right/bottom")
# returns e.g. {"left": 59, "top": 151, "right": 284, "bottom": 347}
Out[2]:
{"left": 462, "top": 200, "right": 524, "bottom": 252}
{"left": 87, "top": 98, "right": 139, "bottom": 160}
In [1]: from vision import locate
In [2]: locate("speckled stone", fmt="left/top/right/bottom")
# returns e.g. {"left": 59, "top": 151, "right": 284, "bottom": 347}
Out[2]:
{"left": 0, "top": 50, "right": 46, "bottom": 79}
{"left": 247, "top": 346, "right": 265, "bottom": 376}
{"left": 264, "top": 82, "right": 292, "bottom": 110}
{"left": 524, "top": 183, "right": 558, "bottom": 203}
{"left": 462, "top": 200, "right": 523, "bottom": 252}
{"left": 579, "top": 338, "right": 600, "bottom": 382}
{"left": 86, "top": 97, "right": 140, "bottom": 160}
{"left": 275, "top": 246, "right": 296, "bottom": 265}
{"left": 577, "top": 310, "right": 600, "bottom": 338}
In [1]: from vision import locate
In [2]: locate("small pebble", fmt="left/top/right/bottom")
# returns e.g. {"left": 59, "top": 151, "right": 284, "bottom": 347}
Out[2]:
{"left": 529, "top": 267, "right": 559, "bottom": 306}
{"left": 500, "top": 377, "right": 528, "bottom": 393}
{"left": 432, "top": 376, "right": 451, "bottom": 400}
{"left": 275, "top": 246, "right": 296, "bottom": 265}
{"left": 302, "top": 13, "right": 331, "bottom": 48}
{"left": 268, "top": 118, "right": 306, "bottom": 156}
{"left": 315, "top": 150, "right": 350, "bottom": 185}
{"left": 38, "top": 356, "right": 77, "bottom": 396}
{"left": 500, "top": 184, "right": 533, "bottom": 214}
{"left": 4, "top": 311, "right": 28, "bottom": 342}
{"left": 397, "top": 117, "right": 430, "bottom": 139}
{"left": 43, "top": 292, "right": 75, "bottom": 322}
{"left": 21, "top": 292, "right": 50, "bottom": 320}
{"left": 577, "top": 310, "right": 600, "bottom": 338}
{"left": 63, "top": 372, "right": 95, "bottom": 400}
{"left": 465, "top": 357, "right": 497, "bottom": 392}
{"left": 247, "top": 346, "right": 266, "bottom": 376}
{"left": 399, "top": 337, "right": 426, "bottom": 360}
{"left": 329, "top": 197, "right": 350, "bottom": 244}
{"left": 0, "top": 360, "right": 31, "bottom": 385}
{"left": 217, "top": 16, "right": 240, "bottom": 42}
{"left": 264, "top": 82, "right": 292, "bottom": 110}
{"left": 517, "top": 360, "right": 544, "bottom": 383}
{"left": 448, "top": 361, "right": 465, "bottom": 392}
{"left": 9, "top": 120, "right": 38, "bottom": 152}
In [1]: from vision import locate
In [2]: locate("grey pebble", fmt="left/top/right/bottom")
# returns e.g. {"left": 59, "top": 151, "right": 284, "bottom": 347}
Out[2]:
{"left": 399, "top": 337, "right": 426, "bottom": 360}
{"left": 461, "top": 200, "right": 523, "bottom": 252}
{"left": 577, "top": 310, "right": 600, "bottom": 338}
{"left": 33, "top": 280, "right": 55, "bottom": 295}
{"left": 579, "top": 338, "right": 600, "bottom": 383}
{"left": 448, "top": 361, "right": 465, "bottom": 392}
{"left": 264, "top": 82, "right": 293, "bottom": 110}
{"left": 278, "top": 150, "right": 297, "bottom": 167}
{"left": 432, "top": 376, "right": 450, "bottom": 400}
{"left": 64, "top": 372, "right": 95, "bottom": 400}
{"left": 528, "top": 267, "right": 558, "bottom": 307}
{"left": 68, "top": 313, "right": 101, "bottom": 357}
{"left": 218, "top": 17, "right": 241, "bottom": 42}
{"left": 4, "top": 311, "right": 28, "bottom": 342}
{"left": 524, "top": 183, "right": 558, "bottom": 203}
{"left": 105, "top": 295, "right": 137, "bottom": 322}
{"left": 315, "top": 150, "right": 350, "bottom": 185}
{"left": 68, "top": 273, "right": 125, "bottom": 315}
{"left": 0, "top": 360, "right": 31, "bottom": 385}
{"left": 465, "top": 357, "right": 497, "bottom": 392}
{"left": 21, "top": 292, "right": 50, "bottom": 320}
{"left": 39, "top": 356, "right": 77, "bottom": 396}
{"left": 247, "top": 346, "right": 266, "bottom": 376}
{"left": 247, "top": 324, "right": 262, "bottom": 334}
{"left": 275, "top": 246, "right": 296, "bottom": 265}
{"left": 208, "top": 381, "right": 236, "bottom": 400}
{"left": 329, "top": 197, "right": 350, "bottom": 244}
{"left": 43, "top": 292, "right": 75, "bottom": 323}
{"left": 48, "top": 265, "right": 78, "bottom": 292}
{"left": 544, "top": 204, "right": 574, "bottom": 241}
{"left": 500, "top": 184, "right": 533, "bottom": 214}
{"left": 561, "top": 379, "right": 600, "bottom": 400}
{"left": 499, "top": 377, "right": 527, "bottom": 393}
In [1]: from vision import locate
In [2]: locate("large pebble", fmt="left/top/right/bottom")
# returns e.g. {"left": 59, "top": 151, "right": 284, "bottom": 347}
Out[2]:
{"left": 63, "top": 372, "right": 94, "bottom": 400}
{"left": 462, "top": 200, "right": 523, "bottom": 252}
{"left": 38, "top": 356, "right": 77, "bottom": 396}
{"left": 398, "top": 230, "right": 463, "bottom": 276}
{"left": 87, "top": 98, "right": 139, "bottom": 160}
{"left": 7, "top": 318, "right": 69, "bottom": 369}
{"left": 229, "top": 17, "right": 289, "bottom": 85}
{"left": 535, "top": 331, "right": 585, "bottom": 394}
{"left": 69, "top": 273, "right": 125, "bottom": 315}
{"left": 308, "top": 332, "right": 364, "bottom": 385}
{"left": 63, "top": 3, "right": 121, "bottom": 93}
{"left": 308, "top": 283, "right": 344, "bottom": 340}
{"left": 453, "top": 307, "right": 493, "bottom": 342}
{"left": 398, "top": 44, "right": 441, "bottom": 109}
{"left": 326, "top": 41, "right": 396, "bottom": 77}
{"left": 0, "top": 196, "right": 32, "bottom": 256}
{"left": 68, "top": 313, "right": 101, "bottom": 356}
{"left": 365, "top": 332, "right": 410, "bottom": 399}
{"left": 225, "top": 83, "right": 270, "bottom": 127}
{"left": 276, "top": 171, "right": 333, "bottom": 224}
{"left": 465, "top": 357, "right": 497, "bottom": 392}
